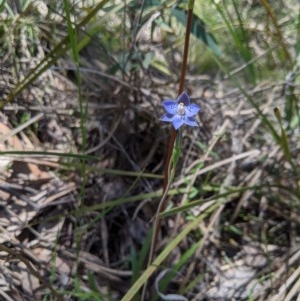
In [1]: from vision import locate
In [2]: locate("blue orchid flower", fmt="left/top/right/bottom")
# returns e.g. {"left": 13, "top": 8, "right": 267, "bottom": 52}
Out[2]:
{"left": 160, "top": 91, "right": 201, "bottom": 130}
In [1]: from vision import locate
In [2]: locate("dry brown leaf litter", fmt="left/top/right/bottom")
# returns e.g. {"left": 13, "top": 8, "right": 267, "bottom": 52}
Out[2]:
{"left": 0, "top": 4, "right": 300, "bottom": 300}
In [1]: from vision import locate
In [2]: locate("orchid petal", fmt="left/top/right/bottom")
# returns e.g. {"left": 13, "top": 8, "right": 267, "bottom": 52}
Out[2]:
{"left": 184, "top": 116, "right": 198, "bottom": 127}
{"left": 172, "top": 117, "right": 185, "bottom": 129}
{"left": 184, "top": 117, "right": 198, "bottom": 126}
{"left": 185, "top": 103, "right": 201, "bottom": 117}
{"left": 177, "top": 91, "right": 190, "bottom": 106}
{"left": 162, "top": 100, "right": 178, "bottom": 115}
{"left": 160, "top": 91, "right": 200, "bottom": 129}
{"left": 160, "top": 113, "right": 174, "bottom": 122}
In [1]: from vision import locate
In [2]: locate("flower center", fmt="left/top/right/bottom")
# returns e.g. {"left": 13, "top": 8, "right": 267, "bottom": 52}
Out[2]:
{"left": 177, "top": 102, "right": 185, "bottom": 115}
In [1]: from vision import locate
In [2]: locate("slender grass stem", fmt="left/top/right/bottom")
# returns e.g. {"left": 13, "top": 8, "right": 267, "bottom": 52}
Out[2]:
{"left": 260, "top": 0, "right": 292, "bottom": 62}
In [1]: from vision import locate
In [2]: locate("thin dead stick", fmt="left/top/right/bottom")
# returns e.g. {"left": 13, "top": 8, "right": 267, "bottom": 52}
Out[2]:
{"left": 0, "top": 113, "right": 43, "bottom": 144}
{"left": 0, "top": 243, "right": 64, "bottom": 301}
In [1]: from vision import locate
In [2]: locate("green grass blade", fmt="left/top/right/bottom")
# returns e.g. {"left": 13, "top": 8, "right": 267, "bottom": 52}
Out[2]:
{"left": 120, "top": 212, "right": 209, "bottom": 301}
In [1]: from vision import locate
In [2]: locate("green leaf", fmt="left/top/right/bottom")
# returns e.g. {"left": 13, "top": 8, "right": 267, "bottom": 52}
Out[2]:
{"left": 128, "top": 0, "right": 163, "bottom": 9}
{"left": 171, "top": 8, "right": 221, "bottom": 57}
{"left": 274, "top": 107, "right": 292, "bottom": 163}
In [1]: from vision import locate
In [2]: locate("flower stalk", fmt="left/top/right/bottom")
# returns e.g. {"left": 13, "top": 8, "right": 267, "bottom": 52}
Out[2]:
{"left": 141, "top": 1, "right": 196, "bottom": 299}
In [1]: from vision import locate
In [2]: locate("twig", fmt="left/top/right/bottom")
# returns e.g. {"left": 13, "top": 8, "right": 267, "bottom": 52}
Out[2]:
{"left": 0, "top": 243, "right": 65, "bottom": 301}
{"left": 0, "top": 113, "right": 43, "bottom": 144}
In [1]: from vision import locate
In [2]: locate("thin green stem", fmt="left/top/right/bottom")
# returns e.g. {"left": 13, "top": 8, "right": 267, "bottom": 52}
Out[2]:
{"left": 260, "top": 0, "right": 292, "bottom": 62}
{"left": 141, "top": 159, "right": 174, "bottom": 301}
{"left": 63, "top": 0, "right": 88, "bottom": 289}
{"left": 63, "top": 0, "right": 87, "bottom": 206}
